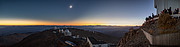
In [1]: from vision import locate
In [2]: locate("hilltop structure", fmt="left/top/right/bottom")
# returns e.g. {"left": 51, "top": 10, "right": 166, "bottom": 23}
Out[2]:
{"left": 64, "top": 29, "right": 72, "bottom": 36}
{"left": 56, "top": 28, "right": 72, "bottom": 36}
{"left": 51, "top": 27, "right": 113, "bottom": 47}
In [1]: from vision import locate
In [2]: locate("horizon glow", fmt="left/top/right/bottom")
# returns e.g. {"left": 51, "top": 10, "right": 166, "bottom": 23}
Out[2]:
{"left": 0, "top": 0, "right": 156, "bottom": 26}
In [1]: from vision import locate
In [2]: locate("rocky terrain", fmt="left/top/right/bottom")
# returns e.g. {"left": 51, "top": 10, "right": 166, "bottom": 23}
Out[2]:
{"left": 117, "top": 14, "right": 180, "bottom": 47}
{"left": 117, "top": 28, "right": 150, "bottom": 47}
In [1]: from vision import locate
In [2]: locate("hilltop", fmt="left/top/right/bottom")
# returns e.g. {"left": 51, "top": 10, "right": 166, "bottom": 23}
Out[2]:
{"left": 117, "top": 28, "right": 150, "bottom": 47}
{"left": 11, "top": 28, "right": 120, "bottom": 47}
{"left": 117, "top": 14, "right": 180, "bottom": 47}
{"left": 0, "top": 33, "right": 32, "bottom": 46}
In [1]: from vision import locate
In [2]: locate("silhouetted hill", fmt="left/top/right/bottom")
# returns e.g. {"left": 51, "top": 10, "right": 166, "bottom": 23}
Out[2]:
{"left": 12, "top": 28, "right": 119, "bottom": 47}
{"left": 75, "top": 26, "right": 134, "bottom": 37}
{"left": 12, "top": 29, "right": 60, "bottom": 47}
{"left": 0, "top": 33, "right": 32, "bottom": 46}
{"left": 0, "top": 26, "right": 51, "bottom": 36}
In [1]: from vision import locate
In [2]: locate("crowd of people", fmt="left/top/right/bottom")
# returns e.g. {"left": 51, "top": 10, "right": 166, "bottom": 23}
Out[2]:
{"left": 173, "top": 8, "right": 179, "bottom": 14}
{"left": 145, "top": 13, "right": 159, "bottom": 21}
{"left": 145, "top": 7, "right": 179, "bottom": 22}
{"left": 161, "top": 7, "right": 179, "bottom": 15}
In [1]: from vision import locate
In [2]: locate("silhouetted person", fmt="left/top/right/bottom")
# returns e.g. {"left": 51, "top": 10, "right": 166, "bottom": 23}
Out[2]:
{"left": 168, "top": 7, "right": 172, "bottom": 15}
{"left": 149, "top": 16, "right": 152, "bottom": 19}
{"left": 177, "top": 8, "right": 179, "bottom": 14}
{"left": 145, "top": 17, "right": 148, "bottom": 21}
{"left": 152, "top": 13, "right": 154, "bottom": 18}
{"left": 173, "top": 9, "right": 177, "bottom": 14}
{"left": 164, "top": 9, "right": 167, "bottom": 14}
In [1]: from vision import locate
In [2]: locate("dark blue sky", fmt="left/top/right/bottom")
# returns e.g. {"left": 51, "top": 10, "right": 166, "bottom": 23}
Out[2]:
{"left": 0, "top": 0, "right": 156, "bottom": 25}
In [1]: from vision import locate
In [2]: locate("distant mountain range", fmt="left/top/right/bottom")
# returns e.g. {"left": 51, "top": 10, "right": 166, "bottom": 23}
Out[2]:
{"left": 0, "top": 25, "right": 137, "bottom": 38}
{"left": 0, "top": 26, "right": 52, "bottom": 36}
{"left": 74, "top": 26, "right": 140, "bottom": 37}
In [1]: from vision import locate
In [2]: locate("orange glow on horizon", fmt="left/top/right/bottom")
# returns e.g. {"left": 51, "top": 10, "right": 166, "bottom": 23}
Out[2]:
{"left": 0, "top": 20, "right": 141, "bottom": 26}
{"left": 0, "top": 20, "right": 55, "bottom": 25}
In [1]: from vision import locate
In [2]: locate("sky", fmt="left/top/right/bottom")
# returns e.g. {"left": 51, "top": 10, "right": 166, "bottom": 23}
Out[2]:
{"left": 0, "top": 0, "right": 156, "bottom": 26}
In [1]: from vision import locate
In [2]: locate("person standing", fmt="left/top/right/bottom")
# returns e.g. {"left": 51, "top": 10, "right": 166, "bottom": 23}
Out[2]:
{"left": 177, "top": 8, "right": 179, "bottom": 14}
{"left": 173, "top": 9, "right": 177, "bottom": 14}
{"left": 152, "top": 13, "right": 154, "bottom": 18}
{"left": 164, "top": 9, "right": 167, "bottom": 14}
{"left": 168, "top": 7, "right": 172, "bottom": 15}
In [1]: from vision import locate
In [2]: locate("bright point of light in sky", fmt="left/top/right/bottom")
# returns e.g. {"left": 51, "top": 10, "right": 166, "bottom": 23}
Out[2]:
{"left": 69, "top": 5, "right": 72, "bottom": 8}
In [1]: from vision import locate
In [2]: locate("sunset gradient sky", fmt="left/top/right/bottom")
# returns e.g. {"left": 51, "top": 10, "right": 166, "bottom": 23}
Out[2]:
{"left": 0, "top": 0, "right": 156, "bottom": 26}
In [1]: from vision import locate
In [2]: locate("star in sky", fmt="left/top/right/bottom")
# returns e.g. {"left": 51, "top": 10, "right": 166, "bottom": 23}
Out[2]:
{"left": 69, "top": 5, "right": 72, "bottom": 8}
